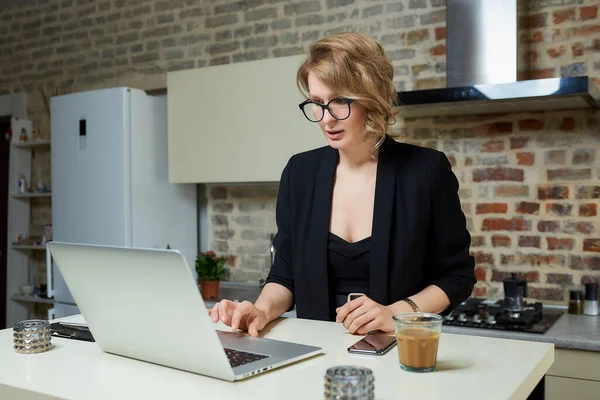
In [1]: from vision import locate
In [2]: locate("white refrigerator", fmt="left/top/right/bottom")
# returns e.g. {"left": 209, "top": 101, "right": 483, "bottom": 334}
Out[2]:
{"left": 48, "top": 87, "right": 197, "bottom": 318}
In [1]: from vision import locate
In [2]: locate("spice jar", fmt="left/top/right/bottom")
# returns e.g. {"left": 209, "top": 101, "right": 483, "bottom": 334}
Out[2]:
{"left": 584, "top": 283, "right": 598, "bottom": 316}
{"left": 568, "top": 290, "right": 584, "bottom": 315}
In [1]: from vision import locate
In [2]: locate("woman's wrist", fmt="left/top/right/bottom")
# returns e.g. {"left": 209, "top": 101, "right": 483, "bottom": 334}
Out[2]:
{"left": 389, "top": 299, "right": 415, "bottom": 316}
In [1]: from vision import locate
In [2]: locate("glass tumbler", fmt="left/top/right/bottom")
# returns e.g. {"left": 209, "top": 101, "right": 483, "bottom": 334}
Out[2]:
{"left": 13, "top": 319, "right": 52, "bottom": 354}
{"left": 393, "top": 313, "right": 443, "bottom": 372}
{"left": 324, "top": 365, "right": 374, "bottom": 400}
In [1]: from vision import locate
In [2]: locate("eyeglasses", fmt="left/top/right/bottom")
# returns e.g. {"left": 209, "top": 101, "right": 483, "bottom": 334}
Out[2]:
{"left": 298, "top": 97, "right": 354, "bottom": 123}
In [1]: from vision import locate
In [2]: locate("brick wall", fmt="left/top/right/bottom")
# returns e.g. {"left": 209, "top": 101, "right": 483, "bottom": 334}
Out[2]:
{"left": 1, "top": 0, "right": 599, "bottom": 303}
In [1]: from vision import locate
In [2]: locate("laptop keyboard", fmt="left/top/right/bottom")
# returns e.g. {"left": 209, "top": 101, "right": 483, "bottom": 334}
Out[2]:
{"left": 224, "top": 348, "right": 269, "bottom": 368}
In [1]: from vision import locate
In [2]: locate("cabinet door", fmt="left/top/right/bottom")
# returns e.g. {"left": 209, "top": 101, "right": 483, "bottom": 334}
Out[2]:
{"left": 545, "top": 376, "right": 600, "bottom": 400}
{"left": 167, "top": 54, "right": 327, "bottom": 183}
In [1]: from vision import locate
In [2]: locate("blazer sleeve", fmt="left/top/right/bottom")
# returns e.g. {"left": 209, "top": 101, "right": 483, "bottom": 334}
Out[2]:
{"left": 429, "top": 152, "right": 476, "bottom": 310}
{"left": 265, "top": 156, "right": 295, "bottom": 309}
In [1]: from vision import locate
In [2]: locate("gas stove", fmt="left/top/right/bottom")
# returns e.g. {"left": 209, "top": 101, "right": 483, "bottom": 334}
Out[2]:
{"left": 443, "top": 298, "right": 563, "bottom": 334}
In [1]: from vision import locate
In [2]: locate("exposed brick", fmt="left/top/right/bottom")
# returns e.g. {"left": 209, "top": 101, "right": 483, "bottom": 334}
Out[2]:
{"left": 501, "top": 254, "right": 565, "bottom": 267}
{"left": 481, "top": 139, "right": 504, "bottom": 152}
{"left": 210, "top": 186, "right": 227, "bottom": 200}
{"left": 482, "top": 218, "right": 531, "bottom": 232}
{"left": 487, "top": 122, "right": 513, "bottom": 134}
{"left": 212, "top": 215, "right": 228, "bottom": 227}
{"left": 580, "top": 204, "right": 597, "bottom": 217}
{"left": 576, "top": 186, "right": 600, "bottom": 199}
{"left": 538, "top": 185, "right": 569, "bottom": 200}
{"left": 547, "top": 237, "right": 575, "bottom": 250}
{"left": 583, "top": 239, "right": 600, "bottom": 252}
{"left": 420, "top": 9, "right": 444, "bottom": 25}
{"left": 561, "top": 117, "right": 576, "bottom": 131}
{"left": 492, "top": 270, "right": 539, "bottom": 283}
{"left": 572, "top": 42, "right": 584, "bottom": 57}
{"left": 471, "top": 235, "right": 486, "bottom": 247}
{"left": 510, "top": 137, "right": 530, "bottom": 149}
{"left": 402, "top": 29, "right": 429, "bottom": 45}
{"left": 472, "top": 251, "right": 494, "bottom": 264}
{"left": 474, "top": 267, "right": 487, "bottom": 281}
{"left": 495, "top": 185, "right": 529, "bottom": 198}
{"left": 284, "top": 1, "right": 322, "bottom": 17}
{"left": 520, "top": 13, "right": 548, "bottom": 29}
{"left": 472, "top": 286, "right": 487, "bottom": 297}
{"left": 528, "top": 287, "right": 565, "bottom": 301}
{"left": 519, "top": 236, "right": 541, "bottom": 248}
{"left": 572, "top": 148, "right": 595, "bottom": 165}
{"left": 564, "top": 222, "right": 594, "bottom": 235}
{"left": 553, "top": 8, "right": 576, "bottom": 25}
{"left": 430, "top": 44, "right": 445, "bottom": 56}
{"left": 434, "top": 26, "right": 446, "bottom": 40}
{"left": 517, "top": 152, "right": 535, "bottom": 166}
{"left": 516, "top": 201, "right": 540, "bottom": 215}
{"left": 518, "top": 119, "right": 544, "bottom": 131}
{"left": 582, "top": 275, "right": 600, "bottom": 284}
{"left": 545, "top": 150, "right": 566, "bottom": 165}
{"left": 538, "top": 220, "right": 560, "bottom": 232}
{"left": 530, "top": 68, "right": 556, "bottom": 79}
{"left": 492, "top": 235, "right": 511, "bottom": 248}
{"left": 580, "top": 6, "right": 598, "bottom": 21}
{"left": 473, "top": 168, "right": 524, "bottom": 182}
{"left": 547, "top": 168, "right": 591, "bottom": 181}
{"left": 213, "top": 202, "right": 234, "bottom": 213}
{"left": 571, "top": 255, "right": 600, "bottom": 270}
{"left": 476, "top": 203, "right": 508, "bottom": 214}
{"left": 546, "top": 203, "right": 573, "bottom": 216}
{"left": 547, "top": 273, "right": 573, "bottom": 285}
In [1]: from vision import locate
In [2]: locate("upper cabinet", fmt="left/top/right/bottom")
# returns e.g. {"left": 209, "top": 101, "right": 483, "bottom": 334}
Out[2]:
{"left": 167, "top": 54, "right": 326, "bottom": 184}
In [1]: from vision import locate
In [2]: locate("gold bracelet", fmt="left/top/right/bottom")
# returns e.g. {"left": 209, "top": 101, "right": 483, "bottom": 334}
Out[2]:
{"left": 402, "top": 297, "right": 420, "bottom": 313}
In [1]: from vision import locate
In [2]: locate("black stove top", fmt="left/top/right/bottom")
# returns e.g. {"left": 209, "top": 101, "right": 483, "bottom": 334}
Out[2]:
{"left": 443, "top": 298, "right": 563, "bottom": 334}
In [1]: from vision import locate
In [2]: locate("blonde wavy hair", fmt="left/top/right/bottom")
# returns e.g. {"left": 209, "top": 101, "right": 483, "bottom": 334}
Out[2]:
{"left": 297, "top": 32, "right": 397, "bottom": 152}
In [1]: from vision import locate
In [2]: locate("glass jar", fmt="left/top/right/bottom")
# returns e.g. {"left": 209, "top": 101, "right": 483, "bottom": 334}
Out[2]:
{"left": 13, "top": 320, "right": 52, "bottom": 354}
{"left": 568, "top": 290, "right": 584, "bottom": 315}
{"left": 324, "top": 365, "right": 374, "bottom": 400}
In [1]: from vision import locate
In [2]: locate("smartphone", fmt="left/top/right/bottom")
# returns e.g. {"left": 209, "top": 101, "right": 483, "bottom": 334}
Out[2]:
{"left": 347, "top": 333, "right": 397, "bottom": 355}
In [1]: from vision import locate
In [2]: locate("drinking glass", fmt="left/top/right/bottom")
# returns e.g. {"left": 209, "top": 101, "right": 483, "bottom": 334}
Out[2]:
{"left": 393, "top": 313, "right": 443, "bottom": 372}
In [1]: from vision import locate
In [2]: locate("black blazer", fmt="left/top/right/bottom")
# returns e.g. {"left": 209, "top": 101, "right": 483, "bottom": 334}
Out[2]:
{"left": 266, "top": 135, "right": 476, "bottom": 321}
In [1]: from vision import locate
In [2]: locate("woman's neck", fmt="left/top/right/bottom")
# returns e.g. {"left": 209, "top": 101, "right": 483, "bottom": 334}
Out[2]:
{"left": 338, "top": 140, "right": 378, "bottom": 170}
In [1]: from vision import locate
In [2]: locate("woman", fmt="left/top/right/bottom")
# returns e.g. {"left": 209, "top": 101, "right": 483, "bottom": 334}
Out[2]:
{"left": 210, "top": 32, "right": 476, "bottom": 337}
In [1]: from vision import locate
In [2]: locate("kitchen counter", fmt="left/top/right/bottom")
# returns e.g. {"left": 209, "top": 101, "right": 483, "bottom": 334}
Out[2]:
{"left": 0, "top": 316, "right": 553, "bottom": 400}
{"left": 443, "top": 310, "right": 600, "bottom": 352}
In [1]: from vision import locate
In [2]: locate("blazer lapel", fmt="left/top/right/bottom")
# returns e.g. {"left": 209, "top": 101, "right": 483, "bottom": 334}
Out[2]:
{"left": 308, "top": 146, "right": 338, "bottom": 320}
{"left": 370, "top": 136, "right": 397, "bottom": 305}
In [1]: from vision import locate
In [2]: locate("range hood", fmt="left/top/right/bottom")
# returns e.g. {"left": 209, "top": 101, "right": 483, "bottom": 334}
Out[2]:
{"left": 395, "top": 0, "right": 600, "bottom": 118}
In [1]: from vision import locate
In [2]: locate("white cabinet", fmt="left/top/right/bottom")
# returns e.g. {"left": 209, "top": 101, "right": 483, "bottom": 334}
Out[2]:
{"left": 167, "top": 54, "right": 327, "bottom": 183}
{"left": 545, "top": 348, "right": 600, "bottom": 400}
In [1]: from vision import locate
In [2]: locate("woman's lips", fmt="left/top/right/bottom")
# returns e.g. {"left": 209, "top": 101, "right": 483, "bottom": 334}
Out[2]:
{"left": 326, "top": 130, "right": 343, "bottom": 139}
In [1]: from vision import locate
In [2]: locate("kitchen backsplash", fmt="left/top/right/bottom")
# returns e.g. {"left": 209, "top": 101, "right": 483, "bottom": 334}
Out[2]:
{"left": 207, "top": 184, "right": 278, "bottom": 283}
{"left": 1, "top": 0, "right": 598, "bottom": 304}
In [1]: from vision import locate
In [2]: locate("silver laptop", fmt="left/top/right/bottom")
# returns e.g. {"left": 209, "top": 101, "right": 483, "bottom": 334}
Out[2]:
{"left": 47, "top": 241, "right": 323, "bottom": 381}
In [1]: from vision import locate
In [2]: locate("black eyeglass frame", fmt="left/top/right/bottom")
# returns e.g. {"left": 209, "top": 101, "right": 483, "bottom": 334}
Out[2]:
{"left": 298, "top": 97, "right": 354, "bottom": 122}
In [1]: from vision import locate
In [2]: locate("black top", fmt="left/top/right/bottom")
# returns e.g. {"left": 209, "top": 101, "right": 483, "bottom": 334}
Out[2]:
{"left": 266, "top": 135, "right": 476, "bottom": 321}
{"left": 328, "top": 232, "right": 371, "bottom": 321}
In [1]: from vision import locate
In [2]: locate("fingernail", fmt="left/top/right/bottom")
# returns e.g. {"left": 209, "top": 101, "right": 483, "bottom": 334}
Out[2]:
{"left": 221, "top": 315, "right": 225, "bottom": 321}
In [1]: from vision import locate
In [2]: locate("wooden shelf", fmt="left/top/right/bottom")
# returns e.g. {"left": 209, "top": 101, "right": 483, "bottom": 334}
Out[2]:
{"left": 11, "top": 192, "right": 51, "bottom": 199}
{"left": 12, "top": 245, "right": 46, "bottom": 251}
{"left": 10, "top": 295, "right": 55, "bottom": 304}
{"left": 12, "top": 140, "right": 51, "bottom": 149}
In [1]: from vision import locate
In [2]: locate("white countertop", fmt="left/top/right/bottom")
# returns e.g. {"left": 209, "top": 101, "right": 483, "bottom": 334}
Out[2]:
{"left": 0, "top": 316, "right": 554, "bottom": 400}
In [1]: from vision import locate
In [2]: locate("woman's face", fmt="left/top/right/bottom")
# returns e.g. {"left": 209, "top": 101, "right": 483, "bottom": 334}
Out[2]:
{"left": 307, "top": 73, "right": 367, "bottom": 151}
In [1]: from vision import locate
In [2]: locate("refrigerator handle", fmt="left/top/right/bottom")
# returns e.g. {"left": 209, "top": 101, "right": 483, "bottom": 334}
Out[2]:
{"left": 46, "top": 244, "right": 54, "bottom": 299}
{"left": 48, "top": 308, "right": 56, "bottom": 321}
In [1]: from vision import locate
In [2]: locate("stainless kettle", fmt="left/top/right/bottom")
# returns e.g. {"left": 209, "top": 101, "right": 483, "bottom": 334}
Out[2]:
{"left": 503, "top": 273, "right": 528, "bottom": 312}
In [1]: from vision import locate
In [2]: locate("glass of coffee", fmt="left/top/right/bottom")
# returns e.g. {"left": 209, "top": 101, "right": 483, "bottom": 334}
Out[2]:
{"left": 393, "top": 313, "right": 442, "bottom": 372}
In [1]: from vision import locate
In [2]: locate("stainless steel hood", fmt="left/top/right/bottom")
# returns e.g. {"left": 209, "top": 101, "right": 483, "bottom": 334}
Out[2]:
{"left": 395, "top": 0, "right": 600, "bottom": 118}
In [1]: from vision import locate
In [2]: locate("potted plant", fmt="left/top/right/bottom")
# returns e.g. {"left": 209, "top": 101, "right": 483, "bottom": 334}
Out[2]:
{"left": 195, "top": 250, "right": 227, "bottom": 300}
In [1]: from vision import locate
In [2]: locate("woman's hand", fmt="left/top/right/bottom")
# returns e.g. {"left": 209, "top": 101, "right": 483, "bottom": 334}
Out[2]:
{"left": 209, "top": 299, "right": 269, "bottom": 337}
{"left": 335, "top": 296, "right": 396, "bottom": 335}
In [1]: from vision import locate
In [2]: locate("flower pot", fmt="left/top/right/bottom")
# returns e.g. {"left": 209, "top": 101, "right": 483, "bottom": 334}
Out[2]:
{"left": 199, "top": 280, "right": 220, "bottom": 300}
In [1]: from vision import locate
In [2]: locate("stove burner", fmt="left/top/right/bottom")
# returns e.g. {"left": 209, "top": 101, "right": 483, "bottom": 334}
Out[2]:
{"left": 443, "top": 298, "right": 563, "bottom": 334}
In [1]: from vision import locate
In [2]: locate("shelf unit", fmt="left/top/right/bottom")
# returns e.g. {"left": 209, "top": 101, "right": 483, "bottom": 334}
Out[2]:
{"left": 10, "top": 192, "right": 51, "bottom": 199}
{"left": 10, "top": 295, "right": 54, "bottom": 305}
{"left": 5, "top": 117, "right": 53, "bottom": 326}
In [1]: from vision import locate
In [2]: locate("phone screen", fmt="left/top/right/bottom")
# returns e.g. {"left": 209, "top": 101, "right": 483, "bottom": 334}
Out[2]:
{"left": 348, "top": 333, "right": 397, "bottom": 355}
